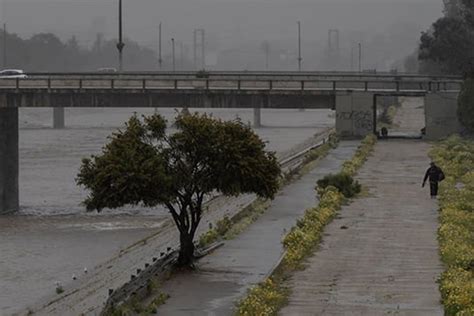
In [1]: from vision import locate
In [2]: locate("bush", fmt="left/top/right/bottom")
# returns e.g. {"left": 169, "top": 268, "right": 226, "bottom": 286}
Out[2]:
{"left": 458, "top": 78, "right": 474, "bottom": 132}
{"left": 430, "top": 135, "right": 474, "bottom": 315}
{"left": 316, "top": 173, "right": 361, "bottom": 198}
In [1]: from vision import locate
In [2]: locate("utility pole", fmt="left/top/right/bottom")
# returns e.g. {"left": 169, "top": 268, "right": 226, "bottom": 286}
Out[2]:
{"left": 179, "top": 41, "right": 184, "bottom": 70}
{"left": 350, "top": 45, "right": 355, "bottom": 71}
{"left": 158, "top": 22, "right": 162, "bottom": 70}
{"left": 201, "top": 29, "right": 205, "bottom": 69}
{"left": 193, "top": 29, "right": 205, "bottom": 70}
{"left": 297, "top": 21, "right": 302, "bottom": 71}
{"left": 193, "top": 30, "right": 197, "bottom": 69}
{"left": 3, "top": 23, "right": 6, "bottom": 68}
{"left": 171, "top": 38, "right": 175, "bottom": 72}
{"left": 358, "top": 42, "right": 362, "bottom": 72}
{"left": 116, "top": 0, "right": 125, "bottom": 72}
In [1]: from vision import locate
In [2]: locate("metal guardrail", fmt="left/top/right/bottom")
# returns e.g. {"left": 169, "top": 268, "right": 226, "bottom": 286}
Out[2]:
{"left": 0, "top": 77, "right": 463, "bottom": 93}
{"left": 21, "top": 71, "right": 463, "bottom": 80}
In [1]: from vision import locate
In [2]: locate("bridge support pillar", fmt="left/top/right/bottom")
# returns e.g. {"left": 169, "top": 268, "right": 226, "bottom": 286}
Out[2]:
{"left": 253, "top": 107, "right": 261, "bottom": 128}
{"left": 0, "top": 107, "right": 19, "bottom": 213}
{"left": 53, "top": 107, "right": 65, "bottom": 129}
{"left": 335, "top": 92, "right": 374, "bottom": 138}
{"left": 424, "top": 92, "right": 461, "bottom": 140}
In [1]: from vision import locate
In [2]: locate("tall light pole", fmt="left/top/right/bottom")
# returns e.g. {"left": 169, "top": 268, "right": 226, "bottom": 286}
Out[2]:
{"left": 171, "top": 38, "right": 175, "bottom": 72}
{"left": 3, "top": 23, "right": 6, "bottom": 68}
{"left": 158, "top": 22, "right": 162, "bottom": 69}
{"left": 193, "top": 29, "right": 205, "bottom": 70}
{"left": 350, "top": 45, "right": 355, "bottom": 71}
{"left": 116, "top": 0, "right": 125, "bottom": 72}
{"left": 179, "top": 41, "right": 184, "bottom": 70}
{"left": 297, "top": 21, "right": 302, "bottom": 71}
{"left": 358, "top": 42, "right": 362, "bottom": 72}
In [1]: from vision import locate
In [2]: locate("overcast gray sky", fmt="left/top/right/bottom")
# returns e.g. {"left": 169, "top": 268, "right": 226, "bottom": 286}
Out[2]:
{"left": 1, "top": 0, "right": 444, "bottom": 70}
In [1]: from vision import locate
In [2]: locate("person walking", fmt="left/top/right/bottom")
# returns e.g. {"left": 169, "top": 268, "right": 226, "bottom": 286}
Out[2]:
{"left": 422, "top": 162, "right": 445, "bottom": 199}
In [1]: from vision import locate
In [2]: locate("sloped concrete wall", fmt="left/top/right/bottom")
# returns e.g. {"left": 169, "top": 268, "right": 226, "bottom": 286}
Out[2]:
{"left": 336, "top": 92, "right": 374, "bottom": 138}
{"left": 424, "top": 92, "right": 461, "bottom": 140}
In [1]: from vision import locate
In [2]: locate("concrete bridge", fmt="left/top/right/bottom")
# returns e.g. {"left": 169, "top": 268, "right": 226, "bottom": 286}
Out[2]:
{"left": 0, "top": 71, "right": 463, "bottom": 213}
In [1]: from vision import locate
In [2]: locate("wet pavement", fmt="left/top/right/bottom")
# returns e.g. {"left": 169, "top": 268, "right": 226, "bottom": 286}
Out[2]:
{"left": 156, "top": 141, "right": 359, "bottom": 316}
{"left": 281, "top": 140, "right": 443, "bottom": 316}
{"left": 1, "top": 108, "right": 334, "bottom": 315}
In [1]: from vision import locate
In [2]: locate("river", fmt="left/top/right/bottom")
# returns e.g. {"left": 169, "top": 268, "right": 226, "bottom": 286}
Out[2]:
{"left": 0, "top": 108, "right": 333, "bottom": 315}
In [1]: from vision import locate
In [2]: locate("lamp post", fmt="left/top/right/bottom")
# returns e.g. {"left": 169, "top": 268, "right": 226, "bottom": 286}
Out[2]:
{"left": 358, "top": 42, "right": 362, "bottom": 73}
{"left": 171, "top": 38, "right": 175, "bottom": 72}
{"left": 3, "top": 23, "right": 6, "bottom": 68}
{"left": 116, "top": 0, "right": 125, "bottom": 72}
{"left": 158, "top": 22, "right": 162, "bottom": 69}
{"left": 297, "top": 21, "right": 302, "bottom": 71}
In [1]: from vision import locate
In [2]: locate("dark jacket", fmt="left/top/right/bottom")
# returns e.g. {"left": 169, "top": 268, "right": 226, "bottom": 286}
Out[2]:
{"left": 424, "top": 166, "right": 444, "bottom": 183}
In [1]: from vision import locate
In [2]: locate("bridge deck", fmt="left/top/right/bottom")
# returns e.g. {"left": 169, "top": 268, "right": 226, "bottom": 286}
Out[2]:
{"left": 0, "top": 72, "right": 461, "bottom": 108}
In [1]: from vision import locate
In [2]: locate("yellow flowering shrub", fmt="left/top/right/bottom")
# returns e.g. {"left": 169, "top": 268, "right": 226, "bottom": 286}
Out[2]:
{"left": 429, "top": 135, "right": 474, "bottom": 316}
{"left": 237, "top": 278, "right": 286, "bottom": 316}
{"left": 341, "top": 134, "right": 377, "bottom": 176}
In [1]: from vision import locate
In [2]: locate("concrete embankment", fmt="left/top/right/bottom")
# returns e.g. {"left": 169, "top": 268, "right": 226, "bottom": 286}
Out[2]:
{"left": 281, "top": 140, "right": 443, "bottom": 315}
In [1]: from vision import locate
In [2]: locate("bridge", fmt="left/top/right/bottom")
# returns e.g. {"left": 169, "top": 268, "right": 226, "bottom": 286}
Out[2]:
{"left": 0, "top": 71, "right": 464, "bottom": 213}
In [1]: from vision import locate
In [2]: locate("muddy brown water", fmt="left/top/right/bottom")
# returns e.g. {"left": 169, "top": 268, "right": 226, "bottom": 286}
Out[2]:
{"left": 0, "top": 108, "right": 333, "bottom": 315}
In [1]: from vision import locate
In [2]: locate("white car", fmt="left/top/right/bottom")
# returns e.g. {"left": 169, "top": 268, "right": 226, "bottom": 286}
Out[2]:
{"left": 97, "top": 67, "right": 117, "bottom": 73}
{"left": 0, "top": 69, "right": 28, "bottom": 79}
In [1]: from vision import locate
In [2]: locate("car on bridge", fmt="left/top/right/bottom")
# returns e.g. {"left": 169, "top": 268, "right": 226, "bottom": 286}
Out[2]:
{"left": 97, "top": 67, "right": 118, "bottom": 73}
{"left": 0, "top": 69, "right": 28, "bottom": 79}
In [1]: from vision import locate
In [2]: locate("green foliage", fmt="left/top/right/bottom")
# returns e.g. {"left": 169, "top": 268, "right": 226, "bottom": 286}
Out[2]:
{"left": 77, "top": 113, "right": 281, "bottom": 265}
{"left": 0, "top": 31, "right": 161, "bottom": 72}
{"left": 419, "top": 2, "right": 474, "bottom": 75}
{"left": 55, "top": 286, "right": 64, "bottom": 295}
{"left": 316, "top": 173, "right": 361, "bottom": 198}
{"left": 458, "top": 78, "right": 474, "bottom": 132}
{"left": 237, "top": 278, "right": 288, "bottom": 316}
{"left": 341, "top": 134, "right": 377, "bottom": 176}
{"left": 429, "top": 136, "right": 474, "bottom": 315}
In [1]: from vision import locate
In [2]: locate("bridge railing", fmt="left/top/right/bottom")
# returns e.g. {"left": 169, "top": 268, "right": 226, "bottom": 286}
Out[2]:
{"left": 0, "top": 77, "right": 463, "bottom": 93}
{"left": 23, "top": 71, "right": 463, "bottom": 81}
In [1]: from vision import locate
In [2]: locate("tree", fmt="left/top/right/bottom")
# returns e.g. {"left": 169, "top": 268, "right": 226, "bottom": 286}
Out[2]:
{"left": 77, "top": 113, "right": 281, "bottom": 266}
{"left": 419, "top": 1, "right": 474, "bottom": 75}
{"left": 458, "top": 77, "right": 474, "bottom": 132}
{"left": 419, "top": 17, "right": 474, "bottom": 74}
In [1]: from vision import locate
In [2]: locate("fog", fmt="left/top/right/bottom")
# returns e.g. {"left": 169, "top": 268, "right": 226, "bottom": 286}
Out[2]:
{"left": 1, "top": 0, "right": 443, "bottom": 70}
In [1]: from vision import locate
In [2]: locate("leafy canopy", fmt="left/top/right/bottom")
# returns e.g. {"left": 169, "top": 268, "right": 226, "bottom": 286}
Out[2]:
{"left": 419, "top": 0, "right": 474, "bottom": 75}
{"left": 76, "top": 112, "right": 281, "bottom": 212}
{"left": 458, "top": 78, "right": 474, "bottom": 132}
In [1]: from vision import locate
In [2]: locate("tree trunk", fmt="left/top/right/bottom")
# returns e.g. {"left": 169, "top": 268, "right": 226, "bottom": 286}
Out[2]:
{"left": 177, "top": 232, "right": 195, "bottom": 267}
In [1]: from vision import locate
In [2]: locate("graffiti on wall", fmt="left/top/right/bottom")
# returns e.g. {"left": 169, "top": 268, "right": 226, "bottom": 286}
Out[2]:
{"left": 336, "top": 110, "right": 373, "bottom": 131}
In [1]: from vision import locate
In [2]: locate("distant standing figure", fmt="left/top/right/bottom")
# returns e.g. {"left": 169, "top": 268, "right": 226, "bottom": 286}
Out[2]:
{"left": 381, "top": 127, "right": 388, "bottom": 138}
{"left": 422, "top": 162, "right": 445, "bottom": 198}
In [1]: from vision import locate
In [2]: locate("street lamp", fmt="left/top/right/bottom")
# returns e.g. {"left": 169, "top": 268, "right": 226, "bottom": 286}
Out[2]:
{"left": 297, "top": 21, "right": 302, "bottom": 71}
{"left": 158, "top": 22, "right": 163, "bottom": 69}
{"left": 358, "top": 43, "right": 362, "bottom": 73}
{"left": 116, "top": 0, "right": 125, "bottom": 72}
{"left": 171, "top": 38, "right": 175, "bottom": 72}
{"left": 3, "top": 23, "right": 6, "bottom": 68}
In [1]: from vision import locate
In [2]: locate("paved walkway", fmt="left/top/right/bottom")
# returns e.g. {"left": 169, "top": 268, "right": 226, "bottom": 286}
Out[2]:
{"left": 156, "top": 141, "right": 359, "bottom": 315}
{"left": 281, "top": 140, "right": 443, "bottom": 316}
{"left": 390, "top": 97, "right": 425, "bottom": 138}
